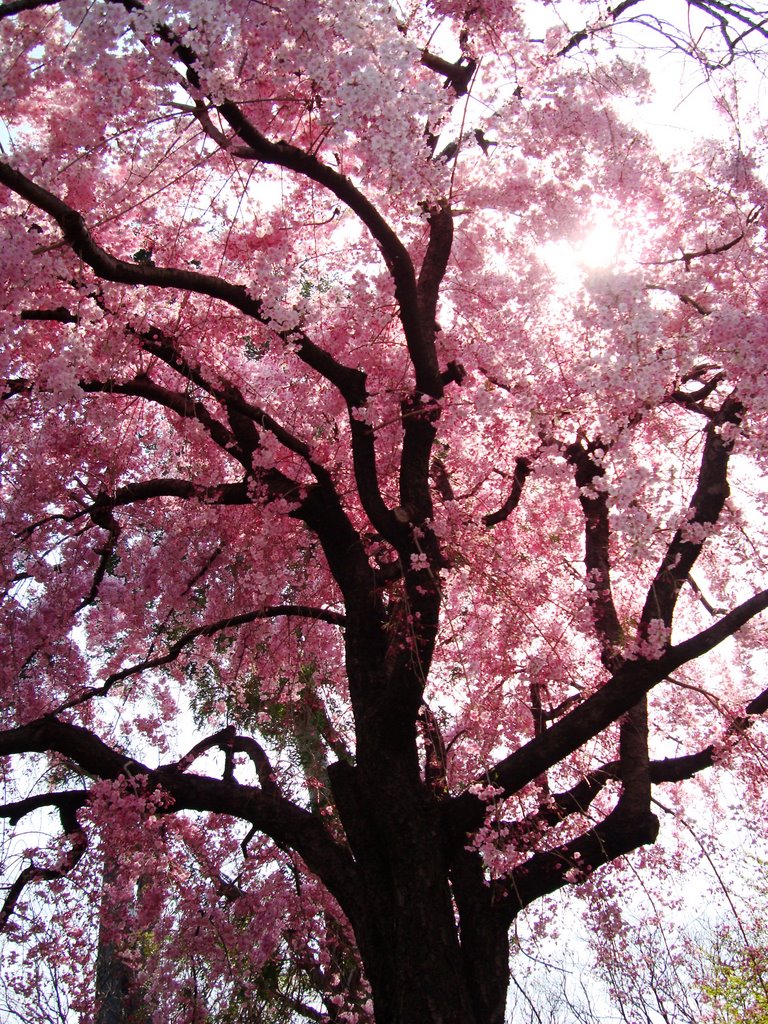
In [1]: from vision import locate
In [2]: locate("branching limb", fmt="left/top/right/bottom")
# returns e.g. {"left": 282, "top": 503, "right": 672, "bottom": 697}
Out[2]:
{"left": 419, "top": 50, "right": 477, "bottom": 96}
{"left": 135, "top": 326, "right": 326, "bottom": 473}
{"left": 0, "top": 717, "right": 362, "bottom": 922}
{"left": 641, "top": 393, "right": 742, "bottom": 630}
{"left": 81, "top": 374, "right": 238, "bottom": 457}
{"left": 500, "top": 800, "right": 660, "bottom": 920}
{"left": 156, "top": 27, "right": 442, "bottom": 399}
{"left": 0, "top": 797, "right": 86, "bottom": 930}
{"left": 213, "top": 100, "right": 447, "bottom": 545}
{"left": 211, "top": 102, "right": 437, "bottom": 394}
{"left": 565, "top": 438, "right": 624, "bottom": 671}
{"left": 669, "top": 367, "right": 727, "bottom": 418}
{"left": 483, "top": 457, "right": 533, "bottom": 528}
{"left": 507, "top": 677, "right": 768, "bottom": 843}
{"left": 445, "top": 586, "right": 768, "bottom": 845}
{"left": 173, "top": 726, "right": 280, "bottom": 795}
{"left": 491, "top": 679, "right": 768, "bottom": 919}
{"left": 16, "top": 276, "right": 395, "bottom": 554}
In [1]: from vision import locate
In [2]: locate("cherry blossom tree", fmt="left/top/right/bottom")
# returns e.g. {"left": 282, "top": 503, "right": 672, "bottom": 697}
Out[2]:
{"left": 1, "top": 1, "right": 768, "bottom": 1022}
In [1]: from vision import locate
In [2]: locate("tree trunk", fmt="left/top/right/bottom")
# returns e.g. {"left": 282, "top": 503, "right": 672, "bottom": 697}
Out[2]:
{"left": 330, "top": 749, "right": 507, "bottom": 1024}
{"left": 95, "top": 858, "right": 151, "bottom": 1024}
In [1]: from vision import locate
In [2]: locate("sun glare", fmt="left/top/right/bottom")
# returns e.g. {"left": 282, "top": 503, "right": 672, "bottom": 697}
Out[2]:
{"left": 542, "top": 218, "right": 625, "bottom": 284}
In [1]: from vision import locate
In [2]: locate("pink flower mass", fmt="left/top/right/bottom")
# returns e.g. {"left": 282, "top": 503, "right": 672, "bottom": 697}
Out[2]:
{"left": 1, "top": 1, "right": 768, "bottom": 1021}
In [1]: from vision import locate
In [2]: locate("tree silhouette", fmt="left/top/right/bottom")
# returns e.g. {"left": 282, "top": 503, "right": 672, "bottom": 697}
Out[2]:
{"left": 1, "top": 1, "right": 768, "bottom": 1021}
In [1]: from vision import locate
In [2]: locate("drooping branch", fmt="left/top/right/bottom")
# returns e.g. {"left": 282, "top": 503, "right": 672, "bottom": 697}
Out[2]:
{"left": 53, "top": 604, "right": 346, "bottom": 713}
{"left": 0, "top": 163, "right": 364, "bottom": 400}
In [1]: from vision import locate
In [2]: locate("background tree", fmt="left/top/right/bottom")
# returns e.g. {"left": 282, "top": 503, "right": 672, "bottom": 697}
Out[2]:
{"left": 1, "top": 1, "right": 768, "bottom": 1022}
{"left": 503, "top": 842, "right": 768, "bottom": 1024}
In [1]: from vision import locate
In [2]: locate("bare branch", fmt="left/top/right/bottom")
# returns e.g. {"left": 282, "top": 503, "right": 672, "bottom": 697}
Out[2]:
{"left": 557, "top": 0, "right": 768, "bottom": 69}
{"left": 419, "top": 50, "right": 477, "bottom": 96}
{"left": 646, "top": 284, "right": 712, "bottom": 315}
{"left": 20, "top": 306, "right": 78, "bottom": 323}
{"left": 173, "top": 726, "right": 280, "bottom": 795}
{"left": 0, "top": 791, "right": 88, "bottom": 826}
{"left": 645, "top": 225, "right": 751, "bottom": 269}
{"left": 557, "top": 0, "right": 644, "bottom": 56}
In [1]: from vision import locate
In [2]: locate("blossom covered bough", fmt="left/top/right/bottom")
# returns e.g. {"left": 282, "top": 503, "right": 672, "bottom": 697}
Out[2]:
{"left": 1, "top": 0, "right": 768, "bottom": 1021}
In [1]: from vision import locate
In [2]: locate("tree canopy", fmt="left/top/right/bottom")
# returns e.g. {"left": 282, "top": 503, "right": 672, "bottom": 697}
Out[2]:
{"left": 1, "top": 1, "right": 768, "bottom": 1022}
